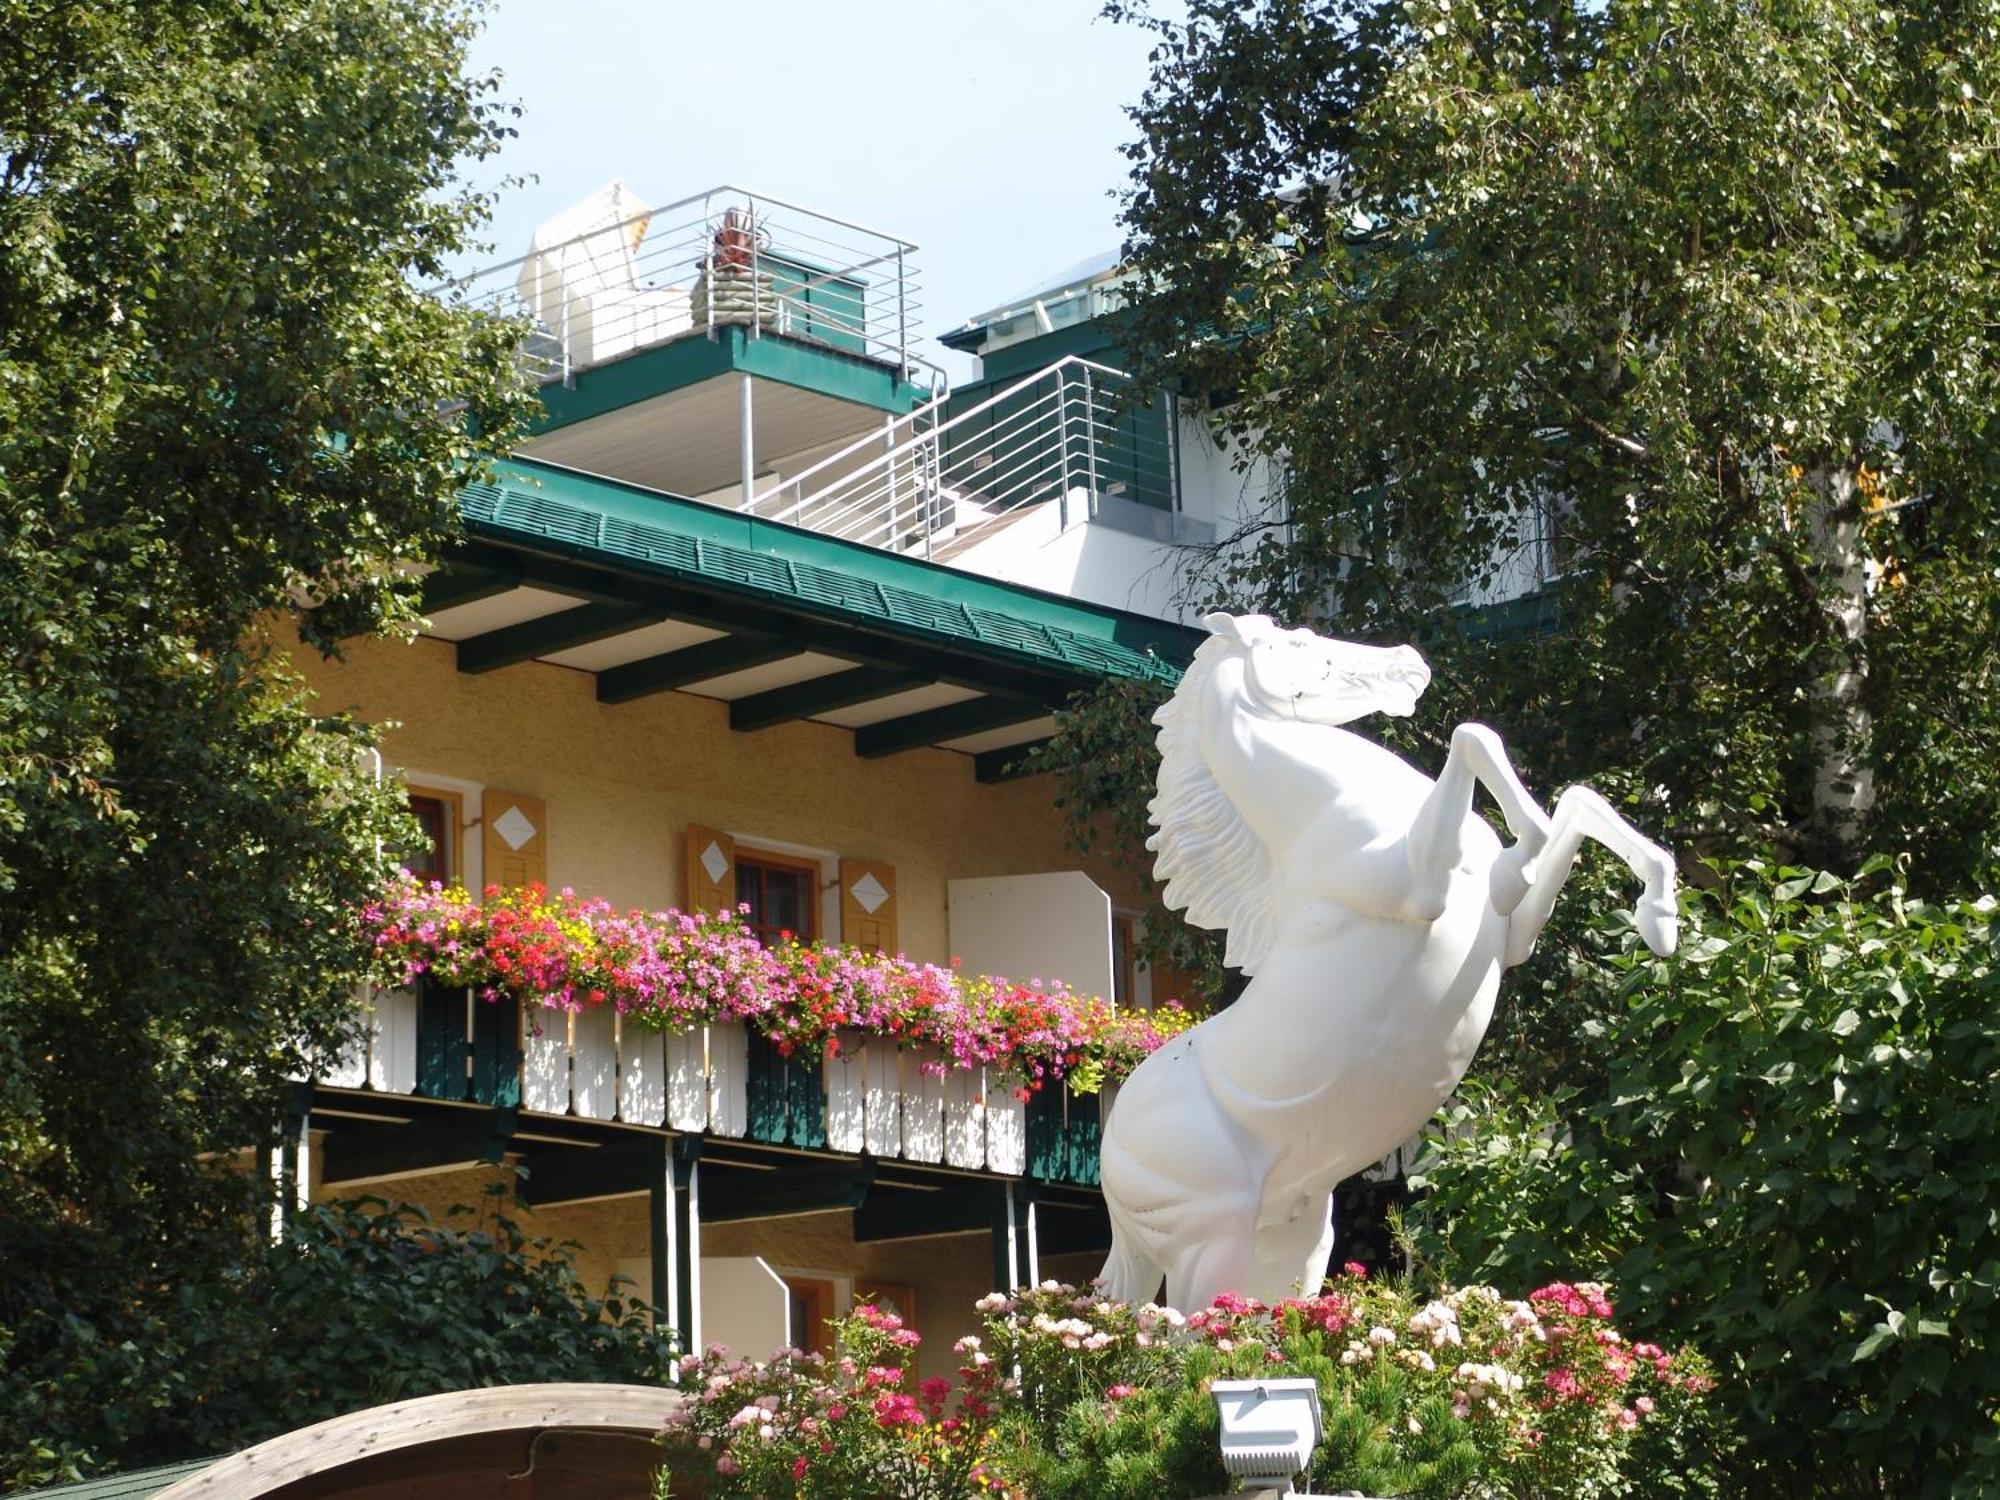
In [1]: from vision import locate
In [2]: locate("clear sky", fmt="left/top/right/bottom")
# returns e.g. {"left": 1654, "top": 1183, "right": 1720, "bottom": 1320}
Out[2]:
{"left": 458, "top": 0, "right": 1163, "bottom": 378}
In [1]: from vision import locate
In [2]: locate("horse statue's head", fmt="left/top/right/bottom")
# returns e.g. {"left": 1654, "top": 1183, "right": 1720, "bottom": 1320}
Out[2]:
{"left": 1201, "top": 612, "right": 1431, "bottom": 725}
{"left": 1148, "top": 613, "right": 1432, "bottom": 975}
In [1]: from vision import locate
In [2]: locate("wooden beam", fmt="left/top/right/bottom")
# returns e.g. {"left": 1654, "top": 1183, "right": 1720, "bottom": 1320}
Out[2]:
{"left": 974, "top": 738, "right": 1053, "bottom": 783}
{"left": 448, "top": 541, "right": 1099, "bottom": 706}
{"left": 854, "top": 696, "right": 1049, "bottom": 759}
{"left": 420, "top": 565, "right": 521, "bottom": 616}
{"left": 855, "top": 1178, "right": 1000, "bottom": 1243}
{"left": 319, "top": 1107, "right": 517, "bottom": 1187}
{"left": 455, "top": 603, "right": 656, "bottom": 674}
{"left": 516, "top": 1138, "right": 662, "bottom": 1207}
{"left": 597, "top": 636, "right": 806, "bottom": 704}
{"left": 1032, "top": 1193, "right": 1114, "bottom": 1257}
{"left": 729, "top": 665, "right": 923, "bottom": 733}
{"left": 699, "top": 1157, "right": 875, "bottom": 1224}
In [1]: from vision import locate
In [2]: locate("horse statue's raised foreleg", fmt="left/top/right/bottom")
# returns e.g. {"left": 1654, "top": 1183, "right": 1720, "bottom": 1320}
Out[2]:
{"left": 1503, "top": 784, "right": 1679, "bottom": 965}
{"left": 1402, "top": 724, "right": 1553, "bottom": 920}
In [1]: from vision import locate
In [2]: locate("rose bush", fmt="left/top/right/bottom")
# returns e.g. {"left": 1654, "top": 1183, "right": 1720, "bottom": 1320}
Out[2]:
{"left": 655, "top": 1272, "right": 1712, "bottom": 1499}
{"left": 362, "top": 877, "right": 1199, "bottom": 1095}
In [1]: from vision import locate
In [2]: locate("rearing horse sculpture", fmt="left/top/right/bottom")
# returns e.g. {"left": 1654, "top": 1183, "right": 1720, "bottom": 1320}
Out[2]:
{"left": 1099, "top": 613, "right": 1678, "bottom": 1310}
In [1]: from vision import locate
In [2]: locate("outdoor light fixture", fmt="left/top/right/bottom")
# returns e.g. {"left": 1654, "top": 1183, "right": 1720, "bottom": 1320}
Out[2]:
{"left": 1210, "top": 1377, "right": 1323, "bottom": 1493}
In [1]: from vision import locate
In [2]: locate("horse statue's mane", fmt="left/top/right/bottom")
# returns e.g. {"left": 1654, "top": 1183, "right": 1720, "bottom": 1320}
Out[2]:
{"left": 1144, "top": 632, "right": 1281, "bottom": 975}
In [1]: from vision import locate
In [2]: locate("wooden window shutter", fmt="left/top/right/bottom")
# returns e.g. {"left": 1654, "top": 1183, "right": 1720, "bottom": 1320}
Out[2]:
{"left": 481, "top": 789, "right": 547, "bottom": 893}
{"left": 685, "top": 824, "right": 737, "bottom": 912}
{"left": 840, "top": 858, "right": 897, "bottom": 954}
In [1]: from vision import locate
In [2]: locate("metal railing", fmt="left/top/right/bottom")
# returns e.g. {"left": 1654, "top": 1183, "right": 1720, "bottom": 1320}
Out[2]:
{"left": 742, "top": 355, "right": 1180, "bottom": 560}
{"left": 436, "top": 184, "right": 931, "bottom": 383}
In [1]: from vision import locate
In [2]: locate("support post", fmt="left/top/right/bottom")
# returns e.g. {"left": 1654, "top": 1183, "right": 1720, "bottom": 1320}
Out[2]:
{"left": 990, "top": 1180, "right": 1039, "bottom": 1291}
{"left": 678, "top": 1138, "right": 702, "bottom": 1353}
{"left": 991, "top": 1181, "right": 1018, "bottom": 1292}
{"left": 652, "top": 1137, "right": 704, "bottom": 1356}
{"left": 740, "top": 374, "right": 755, "bottom": 510}
{"left": 883, "top": 412, "right": 899, "bottom": 550}
{"left": 649, "top": 1139, "right": 672, "bottom": 1343}
{"left": 1082, "top": 365, "right": 1100, "bottom": 520}
{"left": 895, "top": 245, "right": 908, "bottom": 376}
{"left": 1021, "top": 1191, "right": 1040, "bottom": 1289}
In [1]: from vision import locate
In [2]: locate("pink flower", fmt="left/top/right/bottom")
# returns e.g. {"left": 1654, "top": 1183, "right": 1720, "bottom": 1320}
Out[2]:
{"left": 1107, "top": 1384, "right": 1137, "bottom": 1400}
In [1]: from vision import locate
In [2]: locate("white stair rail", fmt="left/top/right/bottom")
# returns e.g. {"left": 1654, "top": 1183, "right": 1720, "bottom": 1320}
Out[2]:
{"left": 743, "top": 354, "right": 1151, "bottom": 559}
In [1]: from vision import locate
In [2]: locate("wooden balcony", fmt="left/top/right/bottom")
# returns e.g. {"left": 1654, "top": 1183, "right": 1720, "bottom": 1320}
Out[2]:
{"left": 315, "top": 981, "right": 1109, "bottom": 1187}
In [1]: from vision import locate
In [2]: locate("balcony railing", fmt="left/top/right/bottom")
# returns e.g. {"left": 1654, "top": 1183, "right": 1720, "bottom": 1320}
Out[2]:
{"left": 437, "top": 183, "right": 931, "bottom": 384}
{"left": 742, "top": 355, "right": 1181, "bottom": 561}
{"left": 318, "top": 983, "right": 1109, "bottom": 1187}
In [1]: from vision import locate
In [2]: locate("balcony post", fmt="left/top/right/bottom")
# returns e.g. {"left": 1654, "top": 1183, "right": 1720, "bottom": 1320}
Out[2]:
{"left": 740, "top": 374, "right": 755, "bottom": 510}
{"left": 651, "top": 1136, "right": 703, "bottom": 1356}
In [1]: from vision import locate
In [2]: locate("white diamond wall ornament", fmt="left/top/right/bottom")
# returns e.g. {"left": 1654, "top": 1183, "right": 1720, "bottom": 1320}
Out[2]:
{"left": 700, "top": 841, "right": 729, "bottom": 885}
{"left": 1098, "top": 613, "right": 1679, "bottom": 1311}
{"left": 492, "top": 804, "right": 539, "bottom": 852}
{"left": 850, "top": 871, "right": 889, "bottom": 914}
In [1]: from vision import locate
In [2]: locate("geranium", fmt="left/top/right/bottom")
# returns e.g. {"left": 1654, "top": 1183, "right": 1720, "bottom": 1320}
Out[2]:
{"left": 361, "top": 874, "right": 1203, "bottom": 1096}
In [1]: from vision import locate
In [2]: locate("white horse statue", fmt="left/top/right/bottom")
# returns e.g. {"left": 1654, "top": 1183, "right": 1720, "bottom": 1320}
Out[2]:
{"left": 1099, "top": 613, "right": 1678, "bottom": 1310}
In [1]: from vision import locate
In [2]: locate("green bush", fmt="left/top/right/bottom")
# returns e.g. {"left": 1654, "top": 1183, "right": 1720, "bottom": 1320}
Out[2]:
{"left": 661, "top": 1276, "right": 1712, "bottom": 1499}
{"left": 1, "top": 1194, "right": 674, "bottom": 1489}
{"left": 1409, "top": 861, "right": 2000, "bottom": 1495}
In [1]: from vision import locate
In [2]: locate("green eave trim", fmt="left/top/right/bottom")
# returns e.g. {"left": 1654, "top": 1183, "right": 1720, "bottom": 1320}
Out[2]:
{"left": 459, "top": 457, "right": 1202, "bottom": 687}
{"left": 531, "top": 325, "right": 931, "bottom": 435}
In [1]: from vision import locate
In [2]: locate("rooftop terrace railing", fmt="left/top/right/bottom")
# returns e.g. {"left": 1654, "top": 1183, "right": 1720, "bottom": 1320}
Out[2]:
{"left": 438, "top": 184, "right": 932, "bottom": 385}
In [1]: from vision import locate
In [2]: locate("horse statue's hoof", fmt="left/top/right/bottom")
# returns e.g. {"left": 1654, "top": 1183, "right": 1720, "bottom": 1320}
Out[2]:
{"left": 1636, "top": 893, "right": 1679, "bottom": 956}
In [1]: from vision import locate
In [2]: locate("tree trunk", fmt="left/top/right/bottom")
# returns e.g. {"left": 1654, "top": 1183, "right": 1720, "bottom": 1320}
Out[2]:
{"left": 1802, "top": 464, "right": 1874, "bottom": 870}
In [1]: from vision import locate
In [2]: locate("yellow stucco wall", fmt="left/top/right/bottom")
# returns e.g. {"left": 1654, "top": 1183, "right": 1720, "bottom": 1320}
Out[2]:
{"left": 292, "top": 633, "right": 1137, "bottom": 964}
{"left": 296, "top": 634, "right": 1134, "bottom": 1365}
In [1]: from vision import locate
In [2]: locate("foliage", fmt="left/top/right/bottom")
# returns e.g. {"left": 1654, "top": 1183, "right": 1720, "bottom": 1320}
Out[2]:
{"left": 1407, "top": 863, "right": 2000, "bottom": 1494}
{"left": 1108, "top": 0, "right": 2000, "bottom": 883}
{"left": 661, "top": 1275, "right": 1712, "bottom": 1500}
{"left": 0, "top": 1194, "right": 674, "bottom": 1489}
{"left": 367, "top": 878, "right": 1202, "bottom": 1094}
{"left": 0, "top": 0, "right": 532, "bottom": 1484}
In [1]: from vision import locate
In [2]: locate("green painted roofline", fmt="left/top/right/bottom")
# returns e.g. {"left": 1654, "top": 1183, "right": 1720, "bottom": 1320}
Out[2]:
{"left": 460, "top": 457, "right": 1203, "bottom": 687}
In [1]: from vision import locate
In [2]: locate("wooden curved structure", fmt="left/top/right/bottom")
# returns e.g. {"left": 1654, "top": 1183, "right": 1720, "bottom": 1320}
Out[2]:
{"left": 152, "top": 1383, "right": 685, "bottom": 1500}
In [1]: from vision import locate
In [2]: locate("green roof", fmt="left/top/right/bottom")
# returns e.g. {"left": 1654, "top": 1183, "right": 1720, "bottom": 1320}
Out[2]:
{"left": 16, "top": 1457, "right": 215, "bottom": 1499}
{"left": 460, "top": 457, "right": 1201, "bottom": 690}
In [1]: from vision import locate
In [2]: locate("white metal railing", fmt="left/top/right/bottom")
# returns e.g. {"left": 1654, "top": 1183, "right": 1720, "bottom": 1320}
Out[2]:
{"left": 741, "top": 355, "right": 1180, "bottom": 561}
{"left": 437, "top": 183, "right": 934, "bottom": 384}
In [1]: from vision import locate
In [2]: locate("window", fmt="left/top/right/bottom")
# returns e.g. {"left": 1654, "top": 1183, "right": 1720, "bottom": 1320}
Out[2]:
{"left": 735, "top": 850, "right": 818, "bottom": 944}
{"left": 1112, "top": 913, "right": 1153, "bottom": 1010}
{"left": 402, "top": 787, "right": 463, "bottom": 883}
{"left": 784, "top": 1276, "right": 836, "bottom": 1357}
